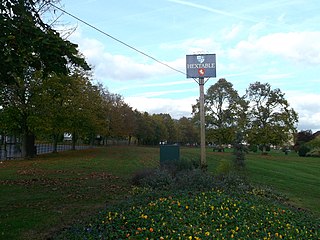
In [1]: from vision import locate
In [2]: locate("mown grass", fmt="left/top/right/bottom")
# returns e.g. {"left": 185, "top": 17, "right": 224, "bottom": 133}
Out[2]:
{"left": 0, "top": 146, "right": 158, "bottom": 240}
{"left": 0, "top": 146, "right": 319, "bottom": 239}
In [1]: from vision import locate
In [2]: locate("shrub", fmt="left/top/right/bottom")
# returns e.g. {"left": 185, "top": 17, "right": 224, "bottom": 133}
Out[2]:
{"left": 248, "top": 144, "right": 258, "bottom": 152}
{"left": 132, "top": 157, "right": 218, "bottom": 192}
{"left": 298, "top": 145, "right": 311, "bottom": 157}
{"left": 216, "top": 158, "right": 233, "bottom": 175}
{"left": 132, "top": 168, "right": 173, "bottom": 190}
{"left": 306, "top": 148, "right": 320, "bottom": 157}
{"left": 131, "top": 168, "right": 156, "bottom": 186}
{"left": 172, "top": 169, "right": 215, "bottom": 191}
{"left": 162, "top": 157, "right": 200, "bottom": 173}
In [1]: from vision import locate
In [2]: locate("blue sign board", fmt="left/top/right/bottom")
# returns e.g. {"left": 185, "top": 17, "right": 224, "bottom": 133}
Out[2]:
{"left": 186, "top": 54, "right": 216, "bottom": 78}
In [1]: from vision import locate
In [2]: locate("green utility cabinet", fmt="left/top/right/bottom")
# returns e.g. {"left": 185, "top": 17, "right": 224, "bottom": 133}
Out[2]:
{"left": 160, "top": 144, "right": 180, "bottom": 166}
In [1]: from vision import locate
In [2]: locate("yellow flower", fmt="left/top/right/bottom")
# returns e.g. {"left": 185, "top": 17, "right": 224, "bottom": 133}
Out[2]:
{"left": 205, "top": 231, "right": 210, "bottom": 236}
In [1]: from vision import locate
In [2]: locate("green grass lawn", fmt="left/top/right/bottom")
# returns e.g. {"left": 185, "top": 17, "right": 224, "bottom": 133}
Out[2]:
{"left": 0, "top": 146, "right": 319, "bottom": 239}
{"left": 205, "top": 148, "right": 320, "bottom": 214}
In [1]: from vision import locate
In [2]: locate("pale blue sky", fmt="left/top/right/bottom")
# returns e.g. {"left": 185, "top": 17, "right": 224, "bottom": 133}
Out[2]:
{"left": 55, "top": 0, "right": 320, "bottom": 131}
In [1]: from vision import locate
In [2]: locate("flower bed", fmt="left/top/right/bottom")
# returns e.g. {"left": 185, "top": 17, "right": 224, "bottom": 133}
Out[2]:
{"left": 57, "top": 189, "right": 319, "bottom": 239}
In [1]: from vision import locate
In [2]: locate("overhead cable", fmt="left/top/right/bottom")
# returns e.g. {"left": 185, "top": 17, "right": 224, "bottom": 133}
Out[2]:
{"left": 49, "top": 3, "right": 189, "bottom": 77}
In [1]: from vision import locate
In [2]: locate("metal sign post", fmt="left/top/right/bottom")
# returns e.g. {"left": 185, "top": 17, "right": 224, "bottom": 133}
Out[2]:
{"left": 186, "top": 54, "right": 216, "bottom": 169}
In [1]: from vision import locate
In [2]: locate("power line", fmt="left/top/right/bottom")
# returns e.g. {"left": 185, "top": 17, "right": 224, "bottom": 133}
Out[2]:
{"left": 49, "top": 3, "right": 189, "bottom": 77}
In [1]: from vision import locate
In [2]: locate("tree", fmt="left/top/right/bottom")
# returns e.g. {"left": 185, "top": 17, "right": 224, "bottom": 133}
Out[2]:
{"left": 154, "top": 114, "right": 178, "bottom": 144}
{"left": 63, "top": 71, "right": 105, "bottom": 149}
{"left": 151, "top": 114, "right": 169, "bottom": 144}
{"left": 34, "top": 73, "right": 73, "bottom": 152}
{"left": 294, "top": 130, "right": 314, "bottom": 151}
{"left": 134, "top": 112, "right": 156, "bottom": 145}
{"left": 196, "top": 78, "right": 248, "bottom": 149}
{"left": 245, "top": 82, "right": 298, "bottom": 153}
{"left": 107, "top": 94, "right": 135, "bottom": 144}
{"left": 176, "top": 117, "right": 199, "bottom": 146}
{"left": 0, "top": 0, "right": 89, "bottom": 84}
{"left": 0, "top": 0, "right": 89, "bottom": 157}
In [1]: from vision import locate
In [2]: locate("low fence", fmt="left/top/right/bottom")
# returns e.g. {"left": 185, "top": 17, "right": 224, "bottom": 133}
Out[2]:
{"left": 0, "top": 136, "right": 131, "bottom": 160}
{"left": 0, "top": 142, "right": 92, "bottom": 160}
{"left": 0, "top": 142, "right": 21, "bottom": 160}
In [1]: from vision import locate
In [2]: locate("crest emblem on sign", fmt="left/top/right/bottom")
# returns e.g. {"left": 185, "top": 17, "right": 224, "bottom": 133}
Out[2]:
{"left": 198, "top": 68, "right": 205, "bottom": 76}
{"left": 197, "top": 55, "right": 205, "bottom": 64}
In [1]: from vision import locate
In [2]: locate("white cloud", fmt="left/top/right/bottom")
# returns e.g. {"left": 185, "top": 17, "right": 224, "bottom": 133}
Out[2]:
{"left": 228, "top": 31, "right": 320, "bottom": 65}
{"left": 223, "top": 24, "right": 243, "bottom": 40}
{"left": 257, "top": 73, "right": 293, "bottom": 81}
{"left": 132, "top": 88, "right": 196, "bottom": 98}
{"left": 287, "top": 92, "right": 320, "bottom": 132}
{"left": 70, "top": 29, "right": 185, "bottom": 81}
{"left": 114, "top": 80, "right": 192, "bottom": 92}
{"left": 160, "top": 37, "right": 221, "bottom": 54}
{"left": 126, "top": 96, "right": 196, "bottom": 119}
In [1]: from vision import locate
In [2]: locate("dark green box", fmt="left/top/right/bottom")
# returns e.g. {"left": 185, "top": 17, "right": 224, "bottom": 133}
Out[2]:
{"left": 160, "top": 145, "right": 180, "bottom": 166}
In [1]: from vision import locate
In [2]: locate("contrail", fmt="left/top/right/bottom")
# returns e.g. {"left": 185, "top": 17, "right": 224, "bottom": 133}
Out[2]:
{"left": 168, "top": 0, "right": 262, "bottom": 24}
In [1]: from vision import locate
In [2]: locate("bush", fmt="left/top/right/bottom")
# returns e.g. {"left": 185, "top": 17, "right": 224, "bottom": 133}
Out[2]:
{"left": 248, "top": 144, "right": 258, "bottom": 152}
{"left": 132, "top": 157, "right": 253, "bottom": 194}
{"left": 162, "top": 157, "right": 200, "bottom": 173}
{"left": 132, "top": 168, "right": 173, "bottom": 190}
{"left": 216, "top": 158, "right": 233, "bottom": 175}
{"left": 306, "top": 148, "right": 320, "bottom": 157}
{"left": 173, "top": 169, "right": 215, "bottom": 191}
{"left": 298, "top": 145, "right": 311, "bottom": 157}
{"left": 131, "top": 168, "right": 157, "bottom": 186}
{"left": 132, "top": 157, "right": 219, "bottom": 192}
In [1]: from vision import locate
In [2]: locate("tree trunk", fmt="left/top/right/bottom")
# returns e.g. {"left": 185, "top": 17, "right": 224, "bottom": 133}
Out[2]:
{"left": 71, "top": 132, "right": 77, "bottom": 150}
{"left": 52, "top": 133, "right": 59, "bottom": 153}
{"left": 22, "top": 132, "right": 36, "bottom": 158}
{"left": 90, "top": 134, "right": 95, "bottom": 147}
{"left": 262, "top": 145, "right": 268, "bottom": 155}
